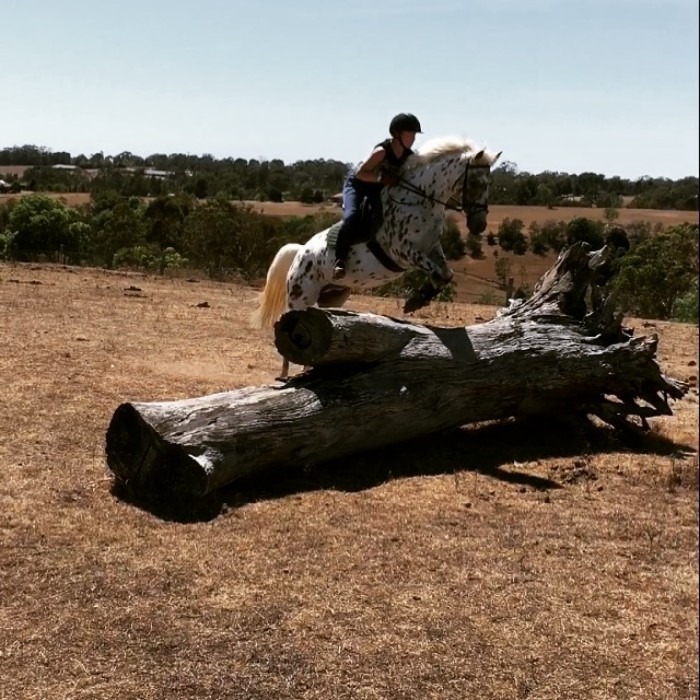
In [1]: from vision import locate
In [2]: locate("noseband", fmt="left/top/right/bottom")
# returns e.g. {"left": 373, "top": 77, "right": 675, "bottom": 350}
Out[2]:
{"left": 460, "top": 162, "right": 490, "bottom": 218}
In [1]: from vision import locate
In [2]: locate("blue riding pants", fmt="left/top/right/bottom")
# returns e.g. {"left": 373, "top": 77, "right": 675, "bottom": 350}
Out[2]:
{"left": 335, "top": 175, "right": 382, "bottom": 261}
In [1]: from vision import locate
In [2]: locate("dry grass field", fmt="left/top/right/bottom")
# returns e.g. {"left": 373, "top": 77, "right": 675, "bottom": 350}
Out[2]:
{"left": 1, "top": 260, "right": 698, "bottom": 700}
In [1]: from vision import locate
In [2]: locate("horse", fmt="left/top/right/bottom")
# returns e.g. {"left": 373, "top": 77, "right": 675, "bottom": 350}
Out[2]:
{"left": 250, "top": 135, "right": 502, "bottom": 379}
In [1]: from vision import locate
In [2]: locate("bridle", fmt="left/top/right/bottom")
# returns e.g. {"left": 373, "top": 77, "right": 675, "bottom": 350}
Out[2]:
{"left": 390, "top": 159, "right": 491, "bottom": 219}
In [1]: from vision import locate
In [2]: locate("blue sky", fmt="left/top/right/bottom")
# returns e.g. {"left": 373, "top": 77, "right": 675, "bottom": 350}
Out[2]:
{"left": 2, "top": 0, "right": 698, "bottom": 179}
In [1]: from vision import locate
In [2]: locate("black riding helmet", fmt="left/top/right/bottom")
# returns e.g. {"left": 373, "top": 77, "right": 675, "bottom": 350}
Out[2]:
{"left": 389, "top": 113, "right": 423, "bottom": 137}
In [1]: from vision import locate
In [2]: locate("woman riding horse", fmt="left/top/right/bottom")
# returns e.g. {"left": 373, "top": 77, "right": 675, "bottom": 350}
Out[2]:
{"left": 251, "top": 133, "right": 502, "bottom": 379}
{"left": 334, "top": 113, "right": 423, "bottom": 279}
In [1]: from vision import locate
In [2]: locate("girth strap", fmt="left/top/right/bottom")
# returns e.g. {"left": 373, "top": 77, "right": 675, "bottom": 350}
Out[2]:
{"left": 367, "top": 239, "right": 406, "bottom": 273}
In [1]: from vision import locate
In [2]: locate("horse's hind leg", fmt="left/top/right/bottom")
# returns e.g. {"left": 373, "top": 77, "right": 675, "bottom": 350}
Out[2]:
{"left": 317, "top": 285, "right": 352, "bottom": 309}
{"left": 276, "top": 357, "right": 290, "bottom": 382}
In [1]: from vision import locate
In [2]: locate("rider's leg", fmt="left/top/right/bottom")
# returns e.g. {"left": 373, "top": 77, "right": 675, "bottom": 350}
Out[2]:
{"left": 333, "top": 178, "right": 362, "bottom": 278}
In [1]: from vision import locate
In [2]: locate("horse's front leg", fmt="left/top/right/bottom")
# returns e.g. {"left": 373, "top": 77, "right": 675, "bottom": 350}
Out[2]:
{"left": 403, "top": 244, "right": 453, "bottom": 313}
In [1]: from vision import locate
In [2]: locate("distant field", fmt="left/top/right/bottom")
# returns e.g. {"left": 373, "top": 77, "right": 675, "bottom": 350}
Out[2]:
{"left": 1, "top": 191, "right": 696, "bottom": 304}
{"left": 0, "top": 165, "right": 32, "bottom": 177}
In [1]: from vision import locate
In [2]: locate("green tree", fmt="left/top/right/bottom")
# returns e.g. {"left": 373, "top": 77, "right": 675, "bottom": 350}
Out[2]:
{"left": 534, "top": 184, "right": 555, "bottom": 208}
{"left": 182, "top": 199, "right": 280, "bottom": 278}
{"left": 465, "top": 233, "right": 483, "bottom": 259}
{"left": 193, "top": 178, "right": 209, "bottom": 199}
{"left": 299, "top": 186, "right": 315, "bottom": 204}
{"left": 144, "top": 194, "right": 191, "bottom": 254}
{"left": 88, "top": 193, "right": 148, "bottom": 267}
{"left": 8, "top": 195, "right": 88, "bottom": 262}
{"left": 498, "top": 218, "right": 527, "bottom": 254}
{"left": 565, "top": 217, "right": 605, "bottom": 249}
{"left": 672, "top": 280, "right": 699, "bottom": 323}
{"left": 611, "top": 223, "right": 698, "bottom": 320}
{"left": 604, "top": 206, "right": 619, "bottom": 223}
{"left": 494, "top": 256, "right": 513, "bottom": 291}
{"left": 267, "top": 186, "right": 284, "bottom": 203}
{"left": 540, "top": 220, "right": 567, "bottom": 252}
{"left": 528, "top": 222, "right": 549, "bottom": 256}
{"left": 441, "top": 215, "right": 466, "bottom": 260}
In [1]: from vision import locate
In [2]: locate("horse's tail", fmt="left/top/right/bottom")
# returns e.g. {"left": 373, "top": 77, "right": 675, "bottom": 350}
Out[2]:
{"left": 250, "top": 243, "right": 303, "bottom": 329}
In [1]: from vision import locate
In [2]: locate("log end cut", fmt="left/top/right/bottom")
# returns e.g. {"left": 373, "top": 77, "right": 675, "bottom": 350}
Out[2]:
{"left": 274, "top": 308, "right": 333, "bottom": 366}
{"left": 105, "top": 402, "right": 209, "bottom": 499}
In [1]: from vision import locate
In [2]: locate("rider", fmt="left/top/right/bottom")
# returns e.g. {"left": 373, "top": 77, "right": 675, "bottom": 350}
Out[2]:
{"left": 333, "top": 112, "right": 423, "bottom": 279}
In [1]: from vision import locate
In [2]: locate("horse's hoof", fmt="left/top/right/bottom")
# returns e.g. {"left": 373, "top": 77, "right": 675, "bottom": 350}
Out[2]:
{"left": 403, "top": 297, "right": 422, "bottom": 314}
{"left": 275, "top": 376, "right": 290, "bottom": 383}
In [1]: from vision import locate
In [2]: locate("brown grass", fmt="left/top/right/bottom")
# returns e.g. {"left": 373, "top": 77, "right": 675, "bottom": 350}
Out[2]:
{"left": 1, "top": 261, "right": 698, "bottom": 699}
{"left": 0, "top": 165, "right": 33, "bottom": 178}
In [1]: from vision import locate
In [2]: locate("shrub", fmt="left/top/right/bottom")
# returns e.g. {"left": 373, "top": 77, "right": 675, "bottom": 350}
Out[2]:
{"left": 611, "top": 223, "right": 698, "bottom": 320}
{"left": 497, "top": 217, "right": 527, "bottom": 254}
{"left": 8, "top": 194, "right": 88, "bottom": 262}
{"left": 442, "top": 215, "right": 466, "bottom": 260}
{"left": 0, "top": 229, "right": 17, "bottom": 260}
{"left": 672, "top": 280, "right": 699, "bottom": 324}
{"left": 112, "top": 244, "right": 160, "bottom": 270}
{"left": 465, "top": 233, "right": 483, "bottom": 259}
{"left": 565, "top": 217, "right": 605, "bottom": 249}
{"left": 528, "top": 222, "right": 549, "bottom": 256}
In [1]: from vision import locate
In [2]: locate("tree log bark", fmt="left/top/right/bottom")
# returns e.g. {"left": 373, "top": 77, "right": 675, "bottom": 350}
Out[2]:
{"left": 105, "top": 242, "right": 688, "bottom": 500}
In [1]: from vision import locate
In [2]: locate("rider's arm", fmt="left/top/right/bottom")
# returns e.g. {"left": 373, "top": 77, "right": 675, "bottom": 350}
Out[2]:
{"left": 353, "top": 146, "right": 386, "bottom": 183}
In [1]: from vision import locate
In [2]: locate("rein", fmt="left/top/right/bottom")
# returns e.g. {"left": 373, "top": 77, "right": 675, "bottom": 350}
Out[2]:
{"left": 390, "top": 160, "right": 491, "bottom": 216}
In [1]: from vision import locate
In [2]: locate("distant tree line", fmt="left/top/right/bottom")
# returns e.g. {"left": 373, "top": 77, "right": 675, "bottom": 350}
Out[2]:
{"left": 1, "top": 145, "right": 697, "bottom": 211}
{"left": 1, "top": 191, "right": 696, "bottom": 323}
{"left": 0, "top": 191, "right": 342, "bottom": 280}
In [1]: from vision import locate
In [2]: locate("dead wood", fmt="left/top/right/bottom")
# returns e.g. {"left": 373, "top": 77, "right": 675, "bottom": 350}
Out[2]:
{"left": 105, "top": 242, "right": 688, "bottom": 500}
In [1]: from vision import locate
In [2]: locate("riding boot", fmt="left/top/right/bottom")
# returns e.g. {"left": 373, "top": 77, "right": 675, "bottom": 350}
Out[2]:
{"left": 333, "top": 224, "right": 351, "bottom": 279}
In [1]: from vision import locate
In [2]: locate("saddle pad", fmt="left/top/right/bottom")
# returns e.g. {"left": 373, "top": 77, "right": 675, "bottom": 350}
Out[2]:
{"left": 326, "top": 220, "right": 342, "bottom": 250}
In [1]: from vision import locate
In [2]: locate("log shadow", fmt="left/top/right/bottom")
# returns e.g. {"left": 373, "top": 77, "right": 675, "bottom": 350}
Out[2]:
{"left": 110, "top": 415, "right": 695, "bottom": 523}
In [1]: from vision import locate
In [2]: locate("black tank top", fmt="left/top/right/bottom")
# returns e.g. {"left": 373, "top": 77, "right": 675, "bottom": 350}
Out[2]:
{"left": 377, "top": 138, "right": 413, "bottom": 172}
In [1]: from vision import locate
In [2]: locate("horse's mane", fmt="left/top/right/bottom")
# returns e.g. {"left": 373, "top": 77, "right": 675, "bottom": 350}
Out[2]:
{"left": 404, "top": 135, "right": 498, "bottom": 169}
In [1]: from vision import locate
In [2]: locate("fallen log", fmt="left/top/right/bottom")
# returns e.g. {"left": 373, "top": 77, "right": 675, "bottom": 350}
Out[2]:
{"left": 105, "top": 242, "right": 688, "bottom": 500}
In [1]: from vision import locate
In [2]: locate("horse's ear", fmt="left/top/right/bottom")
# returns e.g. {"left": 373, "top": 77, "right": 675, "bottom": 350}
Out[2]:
{"left": 492, "top": 150, "right": 503, "bottom": 165}
{"left": 475, "top": 149, "right": 485, "bottom": 161}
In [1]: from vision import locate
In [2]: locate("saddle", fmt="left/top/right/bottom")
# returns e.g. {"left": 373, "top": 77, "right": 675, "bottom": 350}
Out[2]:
{"left": 353, "top": 195, "right": 384, "bottom": 244}
{"left": 327, "top": 194, "right": 405, "bottom": 274}
{"left": 327, "top": 195, "right": 385, "bottom": 250}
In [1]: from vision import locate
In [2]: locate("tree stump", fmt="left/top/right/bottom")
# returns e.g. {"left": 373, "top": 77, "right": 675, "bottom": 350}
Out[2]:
{"left": 105, "top": 242, "right": 688, "bottom": 500}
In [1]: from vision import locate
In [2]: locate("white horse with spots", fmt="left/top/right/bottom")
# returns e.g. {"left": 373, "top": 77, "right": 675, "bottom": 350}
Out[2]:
{"left": 251, "top": 135, "right": 502, "bottom": 378}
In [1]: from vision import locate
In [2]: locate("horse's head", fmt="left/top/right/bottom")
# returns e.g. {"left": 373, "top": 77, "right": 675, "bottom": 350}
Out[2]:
{"left": 460, "top": 148, "right": 502, "bottom": 236}
{"left": 403, "top": 137, "right": 502, "bottom": 236}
